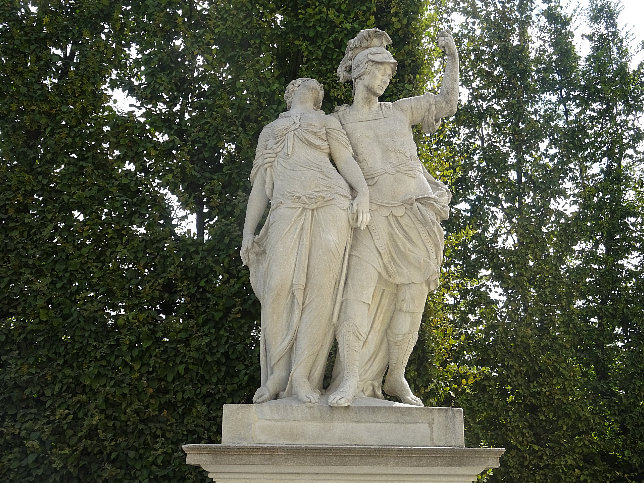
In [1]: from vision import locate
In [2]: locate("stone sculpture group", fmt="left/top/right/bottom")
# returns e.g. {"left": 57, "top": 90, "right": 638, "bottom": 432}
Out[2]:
{"left": 241, "top": 28, "right": 459, "bottom": 407}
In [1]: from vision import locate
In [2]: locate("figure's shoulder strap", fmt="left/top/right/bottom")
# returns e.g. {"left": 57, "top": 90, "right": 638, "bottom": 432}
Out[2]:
{"left": 333, "top": 103, "right": 392, "bottom": 125}
{"left": 380, "top": 102, "right": 394, "bottom": 117}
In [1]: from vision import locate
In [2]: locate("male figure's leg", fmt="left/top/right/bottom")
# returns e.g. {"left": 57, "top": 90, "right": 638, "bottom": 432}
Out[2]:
{"left": 382, "top": 282, "right": 428, "bottom": 406}
{"left": 328, "top": 256, "right": 379, "bottom": 406}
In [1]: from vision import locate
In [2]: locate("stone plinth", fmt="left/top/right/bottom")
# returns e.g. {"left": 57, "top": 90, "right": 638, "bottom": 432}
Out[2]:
{"left": 183, "top": 399, "right": 504, "bottom": 482}
{"left": 222, "top": 398, "right": 464, "bottom": 447}
{"left": 183, "top": 444, "right": 505, "bottom": 482}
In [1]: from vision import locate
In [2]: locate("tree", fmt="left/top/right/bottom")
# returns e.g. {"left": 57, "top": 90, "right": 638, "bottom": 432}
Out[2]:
{"left": 438, "top": 0, "right": 644, "bottom": 480}
{"left": 0, "top": 1, "right": 437, "bottom": 480}
{"left": 571, "top": 0, "right": 644, "bottom": 477}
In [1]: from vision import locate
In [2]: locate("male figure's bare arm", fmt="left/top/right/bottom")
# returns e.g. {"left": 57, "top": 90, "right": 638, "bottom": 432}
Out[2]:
{"left": 326, "top": 116, "right": 370, "bottom": 229}
{"left": 434, "top": 29, "right": 459, "bottom": 119}
{"left": 394, "top": 30, "right": 459, "bottom": 129}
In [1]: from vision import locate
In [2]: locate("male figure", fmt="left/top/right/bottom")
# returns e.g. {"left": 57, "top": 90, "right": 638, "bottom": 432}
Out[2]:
{"left": 328, "top": 29, "right": 458, "bottom": 406}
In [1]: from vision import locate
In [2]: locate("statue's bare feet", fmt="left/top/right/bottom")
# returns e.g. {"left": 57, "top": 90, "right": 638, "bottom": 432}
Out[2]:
{"left": 327, "top": 379, "right": 357, "bottom": 407}
{"left": 253, "top": 385, "right": 274, "bottom": 404}
{"left": 293, "top": 377, "right": 320, "bottom": 404}
{"left": 383, "top": 374, "right": 423, "bottom": 406}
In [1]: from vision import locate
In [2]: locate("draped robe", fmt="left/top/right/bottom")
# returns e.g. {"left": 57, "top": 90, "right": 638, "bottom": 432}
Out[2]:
{"left": 247, "top": 111, "right": 354, "bottom": 397}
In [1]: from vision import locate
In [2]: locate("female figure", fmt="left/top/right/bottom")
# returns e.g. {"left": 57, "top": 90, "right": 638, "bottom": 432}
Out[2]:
{"left": 241, "top": 78, "right": 369, "bottom": 404}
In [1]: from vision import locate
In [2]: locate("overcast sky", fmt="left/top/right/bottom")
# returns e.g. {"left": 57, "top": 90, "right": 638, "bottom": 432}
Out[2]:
{"left": 617, "top": 0, "right": 643, "bottom": 38}
{"left": 578, "top": 0, "right": 644, "bottom": 66}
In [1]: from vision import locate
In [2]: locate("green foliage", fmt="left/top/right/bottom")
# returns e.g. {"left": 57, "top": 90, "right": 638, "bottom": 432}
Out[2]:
{"left": 435, "top": 0, "right": 644, "bottom": 481}
{"left": 4, "top": 0, "right": 641, "bottom": 481}
{"left": 0, "top": 0, "right": 435, "bottom": 481}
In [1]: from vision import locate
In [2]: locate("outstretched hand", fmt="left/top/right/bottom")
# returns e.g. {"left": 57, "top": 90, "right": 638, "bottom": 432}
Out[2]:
{"left": 437, "top": 29, "right": 457, "bottom": 58}
{"left": 351, "top": 191, "right": 370, "bottom": 230}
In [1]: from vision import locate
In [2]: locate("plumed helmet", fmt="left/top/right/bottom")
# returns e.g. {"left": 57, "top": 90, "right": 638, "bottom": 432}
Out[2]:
{"left": 337, "top": 28, "right": 397, "bottom": 83}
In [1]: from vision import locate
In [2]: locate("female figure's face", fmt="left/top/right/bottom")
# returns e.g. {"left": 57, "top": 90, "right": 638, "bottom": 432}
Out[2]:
{"left": 292, "top": 80, "right": 323, "bottom": 110}
{"left": 360, "top": 62, "right": 394, "bottom": 98}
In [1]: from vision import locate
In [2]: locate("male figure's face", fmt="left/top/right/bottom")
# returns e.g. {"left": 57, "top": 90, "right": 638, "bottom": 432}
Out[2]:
{"left": 361, "top": 62, "right": 395, "bottom": 98}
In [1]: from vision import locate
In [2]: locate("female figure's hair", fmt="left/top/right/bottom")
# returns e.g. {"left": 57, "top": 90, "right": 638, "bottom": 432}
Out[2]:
{"left": 284, "top": 78, "right": 324, "bottom": 110}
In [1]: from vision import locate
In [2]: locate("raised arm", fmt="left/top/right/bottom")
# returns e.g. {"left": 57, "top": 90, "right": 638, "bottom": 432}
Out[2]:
{"left": 392, "top": 30, "right": 458, "bottom": 131}
{"left": 434, "top": 29, "right": 459, "bottom": 119}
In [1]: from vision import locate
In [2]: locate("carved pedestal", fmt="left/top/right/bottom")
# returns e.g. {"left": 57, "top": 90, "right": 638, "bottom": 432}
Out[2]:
{"left": 183, "top": 398, "right": 504, "bottom": 482}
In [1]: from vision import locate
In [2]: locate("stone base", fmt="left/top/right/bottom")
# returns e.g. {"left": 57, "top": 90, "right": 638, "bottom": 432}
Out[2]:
{"left": 183, "top": 444, "right": 505, "bottom": 482}
{"left": 184, "top": 399, "right": 504, "bottom": 482}
{"left": 222, "top": 397, "right": 465, "bottom": 447}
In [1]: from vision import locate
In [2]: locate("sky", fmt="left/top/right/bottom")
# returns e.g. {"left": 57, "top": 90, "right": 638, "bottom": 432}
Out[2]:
{"left": 577, "top": 0, "right": 644, "bottom": 66}
{"left": 615, "top": 0, "right": 644, "bottom": 40}
{"left": 616, "top": 0, "right": 643, "bottom": 65}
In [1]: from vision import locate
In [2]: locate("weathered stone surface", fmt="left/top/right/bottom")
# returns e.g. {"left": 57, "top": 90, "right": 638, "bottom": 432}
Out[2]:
{"left": 183, "top": 444, "right": 505, "bottom": 482}
{"left": 222, "top": 399, "right": 465, "bottom": 447}
{"left": 241, "top": 78, "right": 370, "bottom": 406}
{"left": 185, "top": 401, "right": 504, "bottom": 481}
{"left": 328, "top": 27, "right": 459, "bottom": 408}
{"left": 241, "top": 28, "right": 460, "bottom": 408}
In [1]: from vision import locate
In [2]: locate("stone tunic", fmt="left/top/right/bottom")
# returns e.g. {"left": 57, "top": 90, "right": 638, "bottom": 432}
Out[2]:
{"left": 330, "top": 94, "right": 451, "bottom": 399}
{"left": 334, "top": 95, "right": 449, "bottom": 292}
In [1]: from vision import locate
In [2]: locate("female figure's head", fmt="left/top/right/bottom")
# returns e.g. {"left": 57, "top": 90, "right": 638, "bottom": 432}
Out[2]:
{"left": 284, "top": 78, "right": 324, "bottom": 111}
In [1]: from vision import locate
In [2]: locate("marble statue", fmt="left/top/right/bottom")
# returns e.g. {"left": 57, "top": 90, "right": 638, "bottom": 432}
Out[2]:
{"left": 188, "top": 33, "right": 504, "bottom": 483}
{"left": 326, "top": 28, "right": 458, "bottom": 406}
{"left": 241, "top": 78, "right": 370, "bottom": 405}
